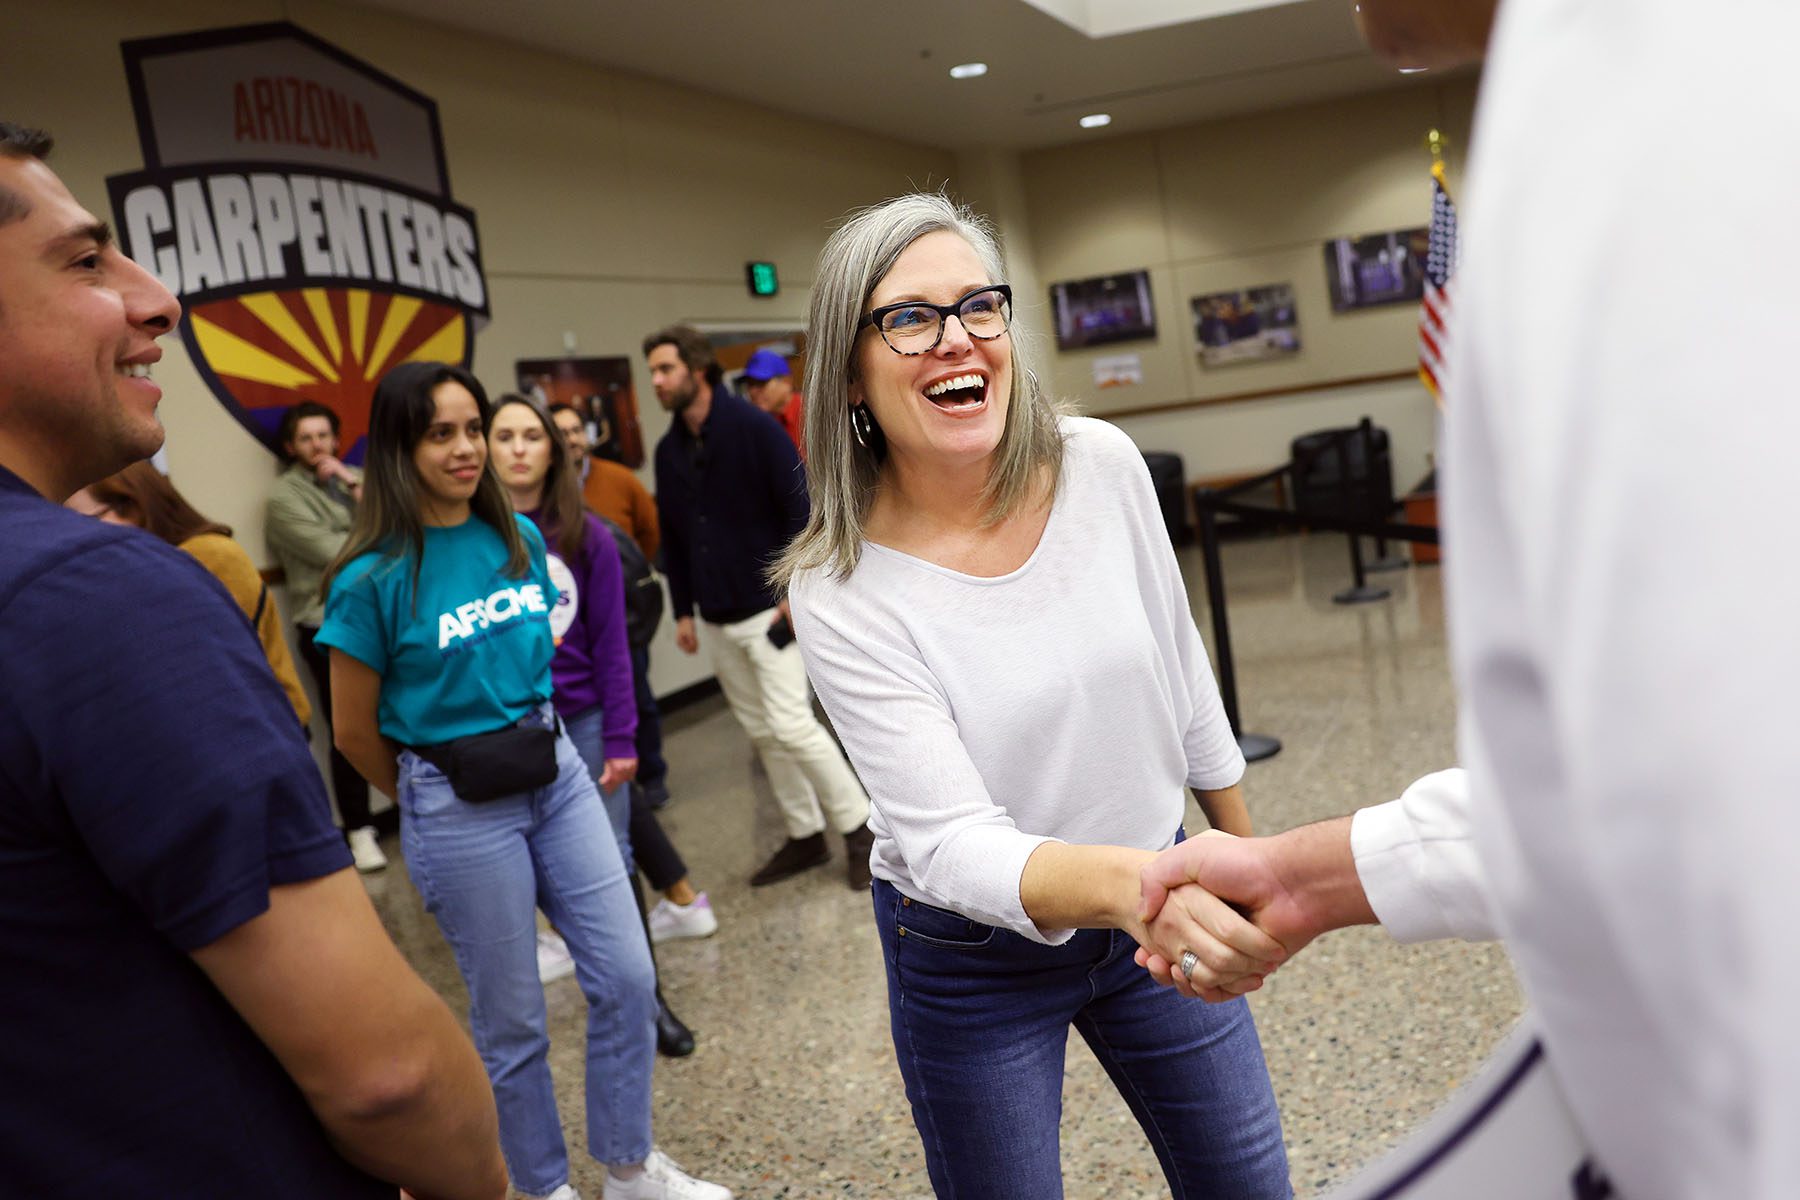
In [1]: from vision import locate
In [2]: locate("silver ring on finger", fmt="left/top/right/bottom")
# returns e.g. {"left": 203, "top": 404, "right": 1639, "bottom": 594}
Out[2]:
{"left": 1179, "top": 949, "right": 1200, "bottom": 980}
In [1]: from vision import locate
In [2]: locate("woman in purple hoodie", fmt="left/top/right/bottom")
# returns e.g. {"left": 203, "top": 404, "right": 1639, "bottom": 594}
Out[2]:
{"left": 489, "top": 392, "right": 697, "bottom": 1058}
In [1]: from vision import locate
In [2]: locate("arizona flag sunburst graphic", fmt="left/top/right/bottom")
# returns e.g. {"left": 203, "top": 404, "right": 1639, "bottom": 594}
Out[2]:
{"left": 107, "top": 22, "right": 488, "bottom": 462}
{"left": 189, "top": 289, "right": 469, "bottom": 454}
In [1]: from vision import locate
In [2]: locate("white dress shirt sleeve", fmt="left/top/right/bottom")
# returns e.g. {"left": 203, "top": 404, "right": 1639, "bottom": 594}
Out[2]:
{"left": 1350, "top": 768, "right": 1498, "bottom": 943}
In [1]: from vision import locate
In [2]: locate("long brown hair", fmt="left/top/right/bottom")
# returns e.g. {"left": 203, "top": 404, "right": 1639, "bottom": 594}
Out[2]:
{"left": 321, "top": 361, "right": 529, "bottom": 603}
{"left": 490, "top": 392, "right": 587, "bottom": 566}
{"left": 87, "top": 461, "right": 233, "bottom": 546}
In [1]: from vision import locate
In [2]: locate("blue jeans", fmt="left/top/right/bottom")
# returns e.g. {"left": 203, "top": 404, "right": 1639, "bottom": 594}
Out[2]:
{"left": 568, "top": 702, "right": 691, "bottom": 892}
{"left": 397, "top": 705, "right": 656, "bottom": 1195}
{"left": 563, "top": 703, "right": 633, "bottom": 873}
{"left": 873, "top": 880, "right": 1291, "bottom": 1199}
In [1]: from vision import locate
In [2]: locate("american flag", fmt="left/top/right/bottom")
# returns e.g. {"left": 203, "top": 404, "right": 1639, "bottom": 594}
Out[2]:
{"left": 1418, "top": 159, "right": 1459, "bottom": 403}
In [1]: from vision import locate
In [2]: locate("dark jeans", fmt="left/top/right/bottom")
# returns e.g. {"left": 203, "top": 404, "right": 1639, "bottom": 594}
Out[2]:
{"left": 873, "top": 879, "right": 1291, "bottom": 1199}
{"left": 294, "top": 624, "right": 372, "bottom": 829}
{"left": 629, "top": 644, "right": 667, "bottom": 796}
{"left": 628, "top": 786, "right": 688, "bottom": 893}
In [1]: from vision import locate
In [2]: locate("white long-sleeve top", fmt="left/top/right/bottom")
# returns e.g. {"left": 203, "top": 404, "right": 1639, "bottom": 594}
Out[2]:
{"left": 1349, "top": 2, "right": 1800, "bottom": 1196}
{"left": 790, "top": 416, "right": 1245, "bottom": 943}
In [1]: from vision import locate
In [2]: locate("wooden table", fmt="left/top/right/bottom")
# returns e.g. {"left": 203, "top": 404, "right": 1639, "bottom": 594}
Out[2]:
{"left": 1402, "top": 489, "right": 1440, "bottom": 564}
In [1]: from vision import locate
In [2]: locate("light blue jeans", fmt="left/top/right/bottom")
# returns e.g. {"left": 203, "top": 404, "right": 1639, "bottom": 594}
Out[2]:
{"left": 562, "top": 703, "right": 633, "bottom": 873}
{"left": 397, "top": 704, "right": 656, "bottom": 1195}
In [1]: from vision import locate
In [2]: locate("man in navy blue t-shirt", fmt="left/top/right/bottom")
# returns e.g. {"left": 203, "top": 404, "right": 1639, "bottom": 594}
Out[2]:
{"left": 0, "top": 123, "right": 505, "bottom": 1199}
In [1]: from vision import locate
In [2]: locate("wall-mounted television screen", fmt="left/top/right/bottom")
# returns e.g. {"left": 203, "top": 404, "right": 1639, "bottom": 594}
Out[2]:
{"left": 1050, "top": 269, "right": 1157, "bottom": 351}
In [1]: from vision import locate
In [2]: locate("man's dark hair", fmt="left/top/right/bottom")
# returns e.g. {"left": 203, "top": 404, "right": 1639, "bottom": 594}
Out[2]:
{"left": 546, "top": 400, "right": 579, "bottom": 417}
{"left": 276, "top": 401, "right": 342, "bottom": 462}
{"left": 0, "top": 121, "right": 54, "bottom": 228}
{"left": 641, "top": 324, "right": 716, "bottom": 378}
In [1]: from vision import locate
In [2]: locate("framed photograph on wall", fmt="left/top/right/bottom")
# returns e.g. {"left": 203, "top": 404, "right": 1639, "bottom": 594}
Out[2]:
{"left": 1049, "top": 269, "right": 1157, "bottom": 351}
{"left": 1323, "top": 227, "right": 1429, "bottom": 311}
{"left": 1192, "top": 283, "right": 1302, "bottom": 367}
{"left": 515, "top": 357, "right": 645, "bottom": 468}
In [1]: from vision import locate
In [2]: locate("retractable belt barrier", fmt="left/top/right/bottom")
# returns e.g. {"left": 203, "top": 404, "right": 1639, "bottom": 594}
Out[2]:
{"left": 1190, "top": 451, "right": 1440, "bottom": 763}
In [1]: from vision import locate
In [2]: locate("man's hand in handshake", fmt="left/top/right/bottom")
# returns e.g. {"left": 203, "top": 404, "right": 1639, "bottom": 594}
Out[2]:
{"left": 1135, "top": 819, "right": 1378, "bottom": 1002}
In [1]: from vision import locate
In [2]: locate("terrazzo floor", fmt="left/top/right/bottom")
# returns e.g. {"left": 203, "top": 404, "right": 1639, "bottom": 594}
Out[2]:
{"left": 361, "top": 530, "right": 1524, "bottom": 1199}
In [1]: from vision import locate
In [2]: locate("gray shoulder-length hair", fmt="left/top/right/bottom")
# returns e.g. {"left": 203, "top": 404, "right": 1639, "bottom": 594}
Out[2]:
{"left": 770, "top": 192, "right": 1068, "bottom": 589}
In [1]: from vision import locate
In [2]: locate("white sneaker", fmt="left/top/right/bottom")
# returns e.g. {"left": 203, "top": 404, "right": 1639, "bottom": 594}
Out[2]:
{"left": 536, "top": 930, "right": 576, "bottom": 984}
{"left": 603, "top": 1149, "right": 732, "bottom": 1199}
{"left": 648, "top": 893, "right": 718, "bottom": 944}
{"left": 347, "top": 826, "right": 387, "bottom": 873}
{"left": 524, "top": 1187, "right": 580, "bottom": 1200}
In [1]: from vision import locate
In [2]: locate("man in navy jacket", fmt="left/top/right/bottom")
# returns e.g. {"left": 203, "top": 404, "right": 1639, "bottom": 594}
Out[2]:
{"left": 645, "top": 324, "right": 871, "bottom": 889}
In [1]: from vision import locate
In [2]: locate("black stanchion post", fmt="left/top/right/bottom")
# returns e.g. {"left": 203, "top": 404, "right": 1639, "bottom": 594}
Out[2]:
{"left": 1334, "top": 526, "right": 1391, "bottom": 605}
{"left": 1363, "top": 416, "right": 1407, "bottom": 572}
{"left": 1368, "top": 540, "right": 1410, "bottom": 573}
{"left": 1195, "top": 492, "right": 1281, "bottom": 763}
{"left": 1332, "top": 424, "right": 1392, "bottom": 604}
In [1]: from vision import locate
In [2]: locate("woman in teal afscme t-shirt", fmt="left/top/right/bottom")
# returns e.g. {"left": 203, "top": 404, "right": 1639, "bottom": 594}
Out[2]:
{"left": 316, "top": 362, "right": 731, "bottom": 1200}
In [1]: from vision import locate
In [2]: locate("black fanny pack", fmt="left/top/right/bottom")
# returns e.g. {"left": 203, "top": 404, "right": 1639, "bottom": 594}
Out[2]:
{"left": 411, "top": 718, "right": 560, "bottom": 803}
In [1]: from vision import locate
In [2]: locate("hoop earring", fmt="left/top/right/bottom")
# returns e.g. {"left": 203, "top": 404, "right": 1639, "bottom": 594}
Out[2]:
{"left": 850, "top": 404, "right": 885, "bottom": 457}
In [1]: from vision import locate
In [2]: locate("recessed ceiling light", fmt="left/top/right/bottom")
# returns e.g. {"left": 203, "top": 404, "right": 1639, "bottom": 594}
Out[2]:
{"left": 1079, "top": 113, "right": 1112, "bottom": 129}
{"left": 949, "top": 62, "right": 988, "bottom": 79}
{"left": 1398, "top": 66, "right": 1430, "bottom": 74}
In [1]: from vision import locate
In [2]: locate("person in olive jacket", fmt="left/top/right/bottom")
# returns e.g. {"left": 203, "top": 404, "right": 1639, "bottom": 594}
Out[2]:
{"left": 264, "top": 400, "right": 385, "bottom": 872}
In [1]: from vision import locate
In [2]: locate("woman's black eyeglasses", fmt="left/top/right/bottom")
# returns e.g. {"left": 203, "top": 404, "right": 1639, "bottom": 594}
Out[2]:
{"left": 858, "top": 284, "right": 1012, "bottom": 355}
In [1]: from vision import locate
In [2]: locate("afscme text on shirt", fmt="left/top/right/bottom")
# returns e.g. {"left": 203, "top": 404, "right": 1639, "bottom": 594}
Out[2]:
{"left": 438, "top": 584, "right": 548, "bottom": 650}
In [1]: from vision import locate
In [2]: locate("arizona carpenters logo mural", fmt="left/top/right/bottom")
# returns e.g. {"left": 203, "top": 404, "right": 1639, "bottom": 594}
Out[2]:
{"left": 105, "top": 22, "right": 488, "bottom": 460}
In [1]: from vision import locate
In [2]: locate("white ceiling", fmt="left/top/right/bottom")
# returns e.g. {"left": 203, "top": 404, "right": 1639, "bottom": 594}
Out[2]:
{"left": 344, "top": 0, "right": 1442, "bottom": 152}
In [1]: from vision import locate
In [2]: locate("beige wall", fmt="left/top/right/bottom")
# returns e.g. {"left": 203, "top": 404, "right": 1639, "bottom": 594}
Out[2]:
{"left": 8, "top": 0, "right": 1474, "bottom": 714}
{"left": 1018, "top": 77, "right": 1478, "bottom": 488}
{"left": 4, "top": 0, "right": 955, "bottom": 709}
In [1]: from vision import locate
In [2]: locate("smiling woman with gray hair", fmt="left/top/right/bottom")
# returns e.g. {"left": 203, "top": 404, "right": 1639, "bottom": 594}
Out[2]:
{"left": 772, "top": 193, "right": 1292, "bottom": 1197}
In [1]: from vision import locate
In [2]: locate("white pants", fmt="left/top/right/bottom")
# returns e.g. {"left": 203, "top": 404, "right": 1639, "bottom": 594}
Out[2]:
{"left": 706, "top": 609, "right": 870, "bottom": 839}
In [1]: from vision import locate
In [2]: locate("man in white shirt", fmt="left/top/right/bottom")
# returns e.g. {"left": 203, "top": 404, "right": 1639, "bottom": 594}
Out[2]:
{"left": 1138, "top": 3, "right": 1800, "bottom": 1198}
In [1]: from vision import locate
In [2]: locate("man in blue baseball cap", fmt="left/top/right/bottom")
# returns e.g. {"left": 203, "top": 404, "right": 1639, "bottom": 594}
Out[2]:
{"left": 741, "top": 348, "right": 805, "bottom": 456}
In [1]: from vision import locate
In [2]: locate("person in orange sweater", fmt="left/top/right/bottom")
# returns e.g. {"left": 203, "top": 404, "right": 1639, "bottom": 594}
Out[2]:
{"left": 69, "top": 462, "right": 311, "bottom": 728}
{"left": 551, "top": 402, "right": 659, "bottom": 561}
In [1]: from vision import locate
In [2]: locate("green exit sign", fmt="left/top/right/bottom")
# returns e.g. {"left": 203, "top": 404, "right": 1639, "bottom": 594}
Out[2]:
{"left": 746, "top": 261, "right": 779, "bottom": 297}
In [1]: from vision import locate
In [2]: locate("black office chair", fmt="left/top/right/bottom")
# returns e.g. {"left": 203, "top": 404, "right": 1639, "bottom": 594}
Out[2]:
{"left": 1140, "top": 451, "right": 1193, "bottom": 546}
{"left": 1289, "top": 418, "right": 1394, "bottom": 525}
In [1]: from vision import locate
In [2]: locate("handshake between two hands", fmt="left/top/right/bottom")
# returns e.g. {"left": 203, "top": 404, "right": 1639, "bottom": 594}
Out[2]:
{"left": 1128, "top": 830, "right": 1320, "bottom": 1004}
